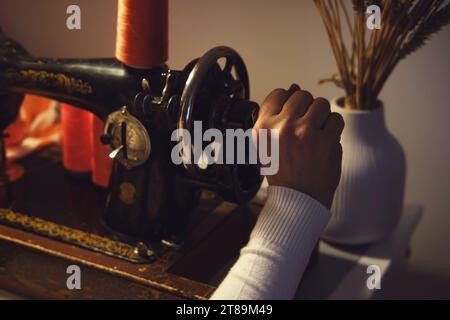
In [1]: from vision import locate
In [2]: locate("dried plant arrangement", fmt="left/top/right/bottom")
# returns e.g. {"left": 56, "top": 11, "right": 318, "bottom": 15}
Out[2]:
{"left": 314, "top": 0, "right": 450, "bottom": 110}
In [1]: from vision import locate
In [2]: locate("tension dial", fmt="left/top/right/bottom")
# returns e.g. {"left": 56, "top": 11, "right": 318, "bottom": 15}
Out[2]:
{"left": 103, "top": 106, "right": 151, "bottom": 169}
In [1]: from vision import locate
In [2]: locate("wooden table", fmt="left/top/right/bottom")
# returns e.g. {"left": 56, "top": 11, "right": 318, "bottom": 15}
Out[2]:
{"left": 0, "top": 146, "right": 259, "bottom": 299}
{"left": 0, "top": 147, "right": 422, "bottom": 300}
{"left": 0, "top": 205, "right": 421, "bottom": 300}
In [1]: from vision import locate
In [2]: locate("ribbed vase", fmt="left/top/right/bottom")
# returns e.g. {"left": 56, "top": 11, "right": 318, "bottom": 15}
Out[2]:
{"left": 323, "top": 98, "right": 406, "bottom": 245}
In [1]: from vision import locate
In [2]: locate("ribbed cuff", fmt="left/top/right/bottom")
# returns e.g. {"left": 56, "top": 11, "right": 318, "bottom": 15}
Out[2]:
{"left": 250, "top": 186, "right": 331, "bottom": 253}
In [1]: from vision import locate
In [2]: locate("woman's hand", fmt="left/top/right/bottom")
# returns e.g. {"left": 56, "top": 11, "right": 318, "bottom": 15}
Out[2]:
{"left": 254, "top": 85, "right": 344, "bottom": 209}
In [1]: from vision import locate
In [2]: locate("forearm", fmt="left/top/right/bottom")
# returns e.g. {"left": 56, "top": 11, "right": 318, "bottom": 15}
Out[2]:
{"left": 211, "top": 186, "right": 330, "bottom": 300}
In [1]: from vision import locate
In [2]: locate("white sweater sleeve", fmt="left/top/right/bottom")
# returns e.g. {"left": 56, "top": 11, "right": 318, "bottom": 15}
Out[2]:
{"left": 210, "top": 186, "right": 331, "bottom": 300}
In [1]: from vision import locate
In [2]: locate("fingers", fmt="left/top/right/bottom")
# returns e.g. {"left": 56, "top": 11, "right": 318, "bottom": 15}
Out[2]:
{"left": 260, "top": 89, "right": 291, "bottom": 117}
{"left": 281, "top": 90, "right": 314, "bottom": 118}
{"left": 260, "top": 89, "right": 342, "bottom": 141}
{"left": 259, "top": 84, "right": 300, "bottom": 117}
{"left": 287, "top": 83, "right": 301, "bottom": 95}
{"left": 323, "top": 112, "right": 345, "bottom": 138}
{"left": 303, "top": 97, "right": 331, "bottom": 128}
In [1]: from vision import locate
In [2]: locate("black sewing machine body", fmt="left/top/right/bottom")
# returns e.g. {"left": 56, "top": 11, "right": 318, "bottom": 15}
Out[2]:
{"left": 0, "top": 28, "right": 262, "bottom": 259}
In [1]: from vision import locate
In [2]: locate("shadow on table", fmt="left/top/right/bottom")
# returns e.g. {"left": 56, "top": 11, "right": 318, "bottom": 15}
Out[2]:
{"left": 295, "top": 253, "right": 357, "bottom": 300}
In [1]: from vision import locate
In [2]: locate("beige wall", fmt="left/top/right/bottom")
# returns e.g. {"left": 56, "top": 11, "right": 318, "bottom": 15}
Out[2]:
{"left": 1, "top": 0, "right": 449, "bottom": 280}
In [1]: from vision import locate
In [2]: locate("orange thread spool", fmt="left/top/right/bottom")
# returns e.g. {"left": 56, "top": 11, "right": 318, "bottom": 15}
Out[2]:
{"left": 90, "top": 114, "right": 112, "bottom": 188}
{"left": 81, "top": 0, "right": 168, "bottom": 186}
{"left": 61, "top": 104, "right": 91, "bottom": 173}
{"left": 116, "top": 0, "right": 169, "bottom": 68}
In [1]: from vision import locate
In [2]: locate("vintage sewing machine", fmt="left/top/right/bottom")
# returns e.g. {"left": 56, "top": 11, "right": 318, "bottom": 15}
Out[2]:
{"left": 0, "top": 28, "right": 267, "bottom": 299}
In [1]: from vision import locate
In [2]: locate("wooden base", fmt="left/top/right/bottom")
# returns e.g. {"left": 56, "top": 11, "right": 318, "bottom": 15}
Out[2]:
{"left": 0, "top": 146, "right": 260, "bottom": 299}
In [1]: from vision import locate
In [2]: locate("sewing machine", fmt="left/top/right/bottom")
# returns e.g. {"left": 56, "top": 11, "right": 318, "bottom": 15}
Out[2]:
{"left": 0, "top": 25, "right": 268, "bottom": 298}
{"left": 0, "top": 25, "right": 263, "bottom": 248}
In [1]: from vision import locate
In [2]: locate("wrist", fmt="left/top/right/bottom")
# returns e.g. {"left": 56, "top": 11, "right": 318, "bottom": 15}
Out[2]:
{"left": 250, "top": 186, "right": 331, "bottom": 252}
{"left": 266, "top": 179, "right": 332, "bottom": 209}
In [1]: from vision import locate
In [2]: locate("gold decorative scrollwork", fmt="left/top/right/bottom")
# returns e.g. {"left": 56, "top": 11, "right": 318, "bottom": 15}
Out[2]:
{"left": 0, "top": 209, "right": 147, "bottom": 263}
{"left": 5, "top": 69, "right": 93, "bottom": 95}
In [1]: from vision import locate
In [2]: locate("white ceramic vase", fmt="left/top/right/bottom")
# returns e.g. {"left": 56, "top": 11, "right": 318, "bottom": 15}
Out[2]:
{"left": 323, "top": 98, "right": 406, "bottom": 245}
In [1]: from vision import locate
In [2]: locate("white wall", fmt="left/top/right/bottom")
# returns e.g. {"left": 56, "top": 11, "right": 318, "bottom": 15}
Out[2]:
{"left": 1, "top": 0, "right": 449, "bottom": 279}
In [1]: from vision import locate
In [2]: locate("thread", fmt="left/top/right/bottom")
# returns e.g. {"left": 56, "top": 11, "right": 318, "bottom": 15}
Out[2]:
{"left": 90, "top": 114, "right": 113, "bottom": 187}
{"left": 61, "top": 104, "right": 91, "bottom": 173}
{"left": 116, "top": 0, "right": 169, "bottom": 68}
{"left": 61, "top": 0, "right": 168, "bottom": 184}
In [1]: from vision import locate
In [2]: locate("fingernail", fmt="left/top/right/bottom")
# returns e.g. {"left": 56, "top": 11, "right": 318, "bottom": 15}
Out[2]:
{"left": 288, "top": 84, "right": 301, "bottom": 94}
